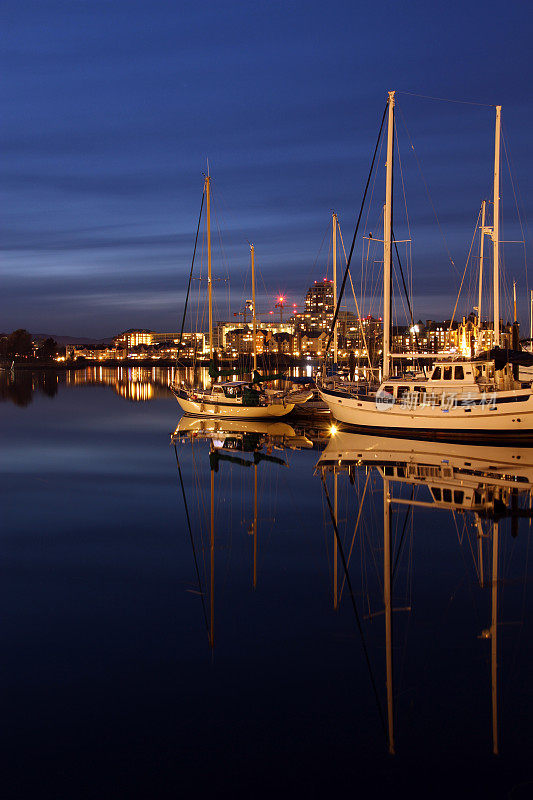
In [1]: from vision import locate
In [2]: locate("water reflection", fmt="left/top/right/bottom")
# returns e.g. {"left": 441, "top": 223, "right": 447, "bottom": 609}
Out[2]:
{"left": 173, "top": 415, "right": 314, "bottom": 452}
{"left": 318, "top": 432, "right": 533, "bottom": 756}
{"left": 3, "top": 374, "right": 533, "bottom": 794}
{"left": 0, "top": 366, "right": 333, "bottom": 409}
{"left": 0, "top": 369, "right": 59, "bottom": 405}
{"left": 173, "top": 416, "right": 315, "bottom": 647}
{"left": 0, "top": 366, "right": 180, "bottom": 404}
{"left": 173, "top": 419, "right": 533, "bottom": 757}
{"left": 66, "top": 366, "right": 174, "bottom": 400}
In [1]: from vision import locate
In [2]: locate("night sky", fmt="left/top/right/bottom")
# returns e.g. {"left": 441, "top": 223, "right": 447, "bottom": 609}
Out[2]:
{"left": 2, "top": 0, "right": 532, "bottom": 337}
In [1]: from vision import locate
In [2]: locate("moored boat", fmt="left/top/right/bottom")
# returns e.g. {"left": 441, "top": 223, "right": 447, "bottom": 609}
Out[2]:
{"left": 319, "top": 92, "right": 533, "bottom": 441}
{"left": 172, "top": 174, "right": 303, "bottom": 419}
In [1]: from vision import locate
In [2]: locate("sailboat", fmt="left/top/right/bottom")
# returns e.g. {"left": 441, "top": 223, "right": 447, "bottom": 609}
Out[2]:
{"left": 171, "top": 174, "right": 306, "bottom": 419}
{"left": 319, "top": 92, "right": 533, "bottom": 442}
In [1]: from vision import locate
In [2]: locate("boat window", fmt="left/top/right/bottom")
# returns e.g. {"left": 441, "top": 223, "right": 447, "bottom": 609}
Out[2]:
{"left": 397, "top": 386, "right": 410, "bottom": 399}
{"left": 384, "top": 466, "right": 394, "bottom": 477}
{"left": 454, "top": 366, "right": 464, "bottom": 380}
{"left": 443, "top": 367, "right": 452, "bottom": 380}
{"left": 223, "top": 385, "right": 244, "bottom": 398}
{"left": 443, "top": 488, "right": 452, "bottom": 502}
{"left": 213, "top": 386, "right": 223, "bottom": 393}
{"left": 432, "top": 367, "right": 441, "bottom": 380}
{"left": 432, "top": 487, "right": 442, "bottom": 501}
{"left": 396, "top": 467, "right": 405, "bottom": 478}
{"left": 383, "top": 385, "right": 394, "bottom": 395}
{"left": 453, "top": 490, "right": 464, "bottom": 504}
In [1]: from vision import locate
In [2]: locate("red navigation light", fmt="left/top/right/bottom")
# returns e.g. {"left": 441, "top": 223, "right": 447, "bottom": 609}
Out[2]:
{"left": 278, "top": 295, "right": 285, "bottom": 302}
{"left": 269, "top": 311, "right": 273, "bottom": 314}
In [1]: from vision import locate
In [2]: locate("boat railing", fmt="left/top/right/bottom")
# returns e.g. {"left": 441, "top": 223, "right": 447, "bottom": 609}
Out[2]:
{"left": 321, "top": 376, "right": 377, "bottom": 398}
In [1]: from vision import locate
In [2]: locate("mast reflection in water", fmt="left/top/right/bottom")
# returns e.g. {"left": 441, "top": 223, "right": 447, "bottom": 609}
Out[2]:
{"left": 3, "top": 373, "right": 533, "bottom": 797}
{"left": 172, "top": 416, "right": 313, "bottom": 647}
{"left": 318, "top": 431, "right": 533, "bottom": 757}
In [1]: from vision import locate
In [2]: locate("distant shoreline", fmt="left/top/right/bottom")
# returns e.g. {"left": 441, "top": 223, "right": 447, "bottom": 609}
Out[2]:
{"left": 4, "top": 356, "right": 324, "bottom": 371}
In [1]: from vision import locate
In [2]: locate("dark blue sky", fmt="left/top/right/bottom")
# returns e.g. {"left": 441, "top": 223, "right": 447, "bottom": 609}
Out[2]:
{"left": 2, "top": 0, "right": 532, "bottom": 336}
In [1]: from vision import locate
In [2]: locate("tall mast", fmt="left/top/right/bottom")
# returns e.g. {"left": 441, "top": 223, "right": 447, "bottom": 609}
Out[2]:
{"left": 513, "top": 280, "right": 517, "bottom": 323}
{"left": 206, "top": 174, "right": 213, "bottom": 360}
{"left": 493, "top": 106, "right": 501, "bottom": 347}
{"left": 333, "top": 213, "right": 338, "bottom": 365}
{"left": 478, "top": 200, "right": 486, "bottom": 332}
{"left": 251, "top": 244, "right": 257, "bottom": 373}
{"left": 383, "top": 90, "right": 395, "bottom": 380}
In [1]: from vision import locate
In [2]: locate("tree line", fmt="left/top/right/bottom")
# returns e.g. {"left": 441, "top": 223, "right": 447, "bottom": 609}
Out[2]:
{"left": 0, "top": 329, "right": 60, "bottom": 361}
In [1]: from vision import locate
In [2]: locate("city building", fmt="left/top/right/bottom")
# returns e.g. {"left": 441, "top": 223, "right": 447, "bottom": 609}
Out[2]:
{"left": 305, "top": 279, "right": 334, "bottom": 314}
{"left": 64, "top": 287, "right": 518, "bottom": 366}
{"left": 215, "top": 320, "right": 294, "bottom": 352}
{"left": 66, "top": 344, "right": 127, "bottom": 361}
{"left": 292, "top": 279, "right": 335, "bottom": 337}
{"left": 113, "top": 329, "right": 155, "bottom": 348}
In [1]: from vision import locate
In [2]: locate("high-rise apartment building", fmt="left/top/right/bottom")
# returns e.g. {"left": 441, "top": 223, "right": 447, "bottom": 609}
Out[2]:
{"left": 305, "top": 279, "right": 334, "bottom": 314}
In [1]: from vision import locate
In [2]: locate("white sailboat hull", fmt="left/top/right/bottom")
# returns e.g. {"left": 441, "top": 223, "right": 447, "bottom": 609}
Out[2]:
{"left": 318, "top": 386, "right": 533, "bottom": 441}
{"left": 173, "top": 390, "right": 294, "bottom": 419}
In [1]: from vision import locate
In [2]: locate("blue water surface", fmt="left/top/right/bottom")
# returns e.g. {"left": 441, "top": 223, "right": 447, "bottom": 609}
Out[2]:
{"left": 1, "top": 370, "right": 532, "bottom": 799}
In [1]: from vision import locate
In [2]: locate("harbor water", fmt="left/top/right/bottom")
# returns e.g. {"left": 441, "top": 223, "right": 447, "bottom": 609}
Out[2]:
{"left": 1, "top": 367, "right": 532, "bottom": 798}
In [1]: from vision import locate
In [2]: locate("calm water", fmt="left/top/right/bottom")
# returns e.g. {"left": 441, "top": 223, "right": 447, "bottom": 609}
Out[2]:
{"left": 1, "top": 368, "right": 532, "bottom": 799}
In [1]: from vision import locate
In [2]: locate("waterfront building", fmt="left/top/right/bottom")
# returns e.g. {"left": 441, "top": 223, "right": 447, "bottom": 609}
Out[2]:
{"left": 66, "top": 344, "right": 127, "bottom": 361}
{"left": 113, "top": 329, "right": 155, "bottom": 348}
{"left": 64, "top": 289, "right": 516, "bottom": 366}
{"left": 215, "top": 320, "right": 294, "bottom": 351}
{"left": 300, "top": 332, "right": 327, "bottom": 357}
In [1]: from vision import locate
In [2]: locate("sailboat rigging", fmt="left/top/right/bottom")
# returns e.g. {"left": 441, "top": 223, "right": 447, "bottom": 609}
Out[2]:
{"left": 171, "top": 173, "right": 309, "bottom": 418}
{"left": 319, "top": 92, "right": 533, "bottom": 442}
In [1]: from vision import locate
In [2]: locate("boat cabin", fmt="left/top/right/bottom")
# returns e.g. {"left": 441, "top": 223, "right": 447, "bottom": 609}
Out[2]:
{"left": 380, "top": 359, "right": 518, "bottom": 398}
{"left": 211, "top": 381, "right": 251, "bottom": 400}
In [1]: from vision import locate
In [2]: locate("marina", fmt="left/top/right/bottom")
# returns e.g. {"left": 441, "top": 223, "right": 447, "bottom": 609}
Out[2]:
{"left": 3, "top": 86, "right": 533, "bottom": 792}
{"left": 3, "top": 2, "right": 533, "bottom": 796}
